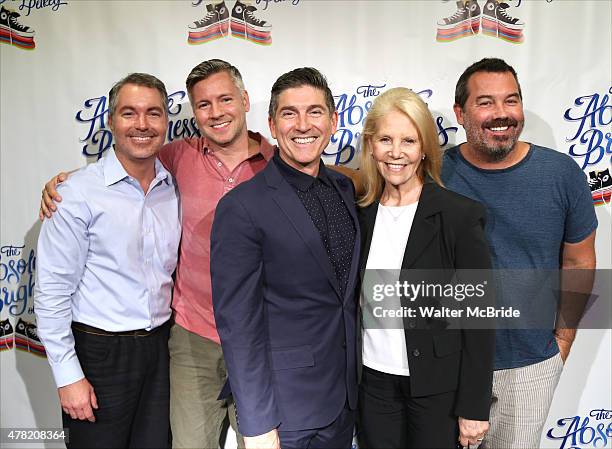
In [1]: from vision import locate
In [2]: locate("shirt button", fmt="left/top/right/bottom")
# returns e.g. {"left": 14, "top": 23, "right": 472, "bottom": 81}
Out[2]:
{"left": 228, "top": 177, "right": 234, "bottom": 183}
{"left": 217, "top": 162, "right": 222, "bottom": 167}
{"left": 412, "top": 349, "right": 420, "bottom": 357}
{"left": 408, "top": 321, "right": 416, "bottom": 329}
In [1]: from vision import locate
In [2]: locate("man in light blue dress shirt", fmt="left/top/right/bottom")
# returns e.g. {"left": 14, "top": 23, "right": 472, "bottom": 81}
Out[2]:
{"left": 35, "top": 73, "right": 181, "bottom": 449}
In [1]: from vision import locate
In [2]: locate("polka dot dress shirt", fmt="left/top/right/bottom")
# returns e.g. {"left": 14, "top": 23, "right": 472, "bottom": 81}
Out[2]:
{"left": 273, "top": 150, "right": 356, "bottom": 296}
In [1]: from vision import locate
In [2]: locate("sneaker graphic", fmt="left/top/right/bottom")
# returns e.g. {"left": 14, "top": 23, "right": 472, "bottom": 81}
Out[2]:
{"left": 0, "top": 6, "right": 35, "bottom": 50}
{"left": 436, "top": 0, "right": 481, "bottom": 42}
{"left": 188, "top": 1, "right": 230, "bottom": 45}
{"left": 230, "top": 0, "right": 272, "bottom": 45}
{"left": 25, "top": 321, "right": 46, "bottom": 356}
{"left": 589, "top": 168, "right": 612, "bottom": 205}
{"left": 0, "top": 319, "right": 14, "bottom": 351}
{"left": 14, "top": 318, "right": 46, "bottom": 356}
{"left": 481, "top": 0, "right": 524, "bottom": 43}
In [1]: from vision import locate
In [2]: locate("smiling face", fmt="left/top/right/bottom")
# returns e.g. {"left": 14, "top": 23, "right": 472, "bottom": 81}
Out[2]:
{"left": 454, "top": 71, "right": 524, "bottom": 162}
{"left": 268, "top": 85, "right": 338, "bottom": 176}
{"left": 371, "top": 109, "right": 423, "bottom": 191}
{"left": 108, "top": 83, "right": 168, "bottom": 164}
{"left": 190, "top": 70, "right": 250, "bottom": 150}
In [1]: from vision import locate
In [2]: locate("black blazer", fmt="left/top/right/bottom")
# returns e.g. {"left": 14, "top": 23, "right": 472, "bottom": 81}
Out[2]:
{"left": 358, "top": 180, "right": 494, "bottom": 420}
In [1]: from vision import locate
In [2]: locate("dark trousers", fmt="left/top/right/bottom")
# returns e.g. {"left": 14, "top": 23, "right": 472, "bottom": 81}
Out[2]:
{"left": 279, "top": 401, "right": 355, "bottom": 449}
{"left": 358, "top": 367, "right": 458, "bottom": 449}
{"left": 64, "top": 321, "right": 171, "bottom": 449}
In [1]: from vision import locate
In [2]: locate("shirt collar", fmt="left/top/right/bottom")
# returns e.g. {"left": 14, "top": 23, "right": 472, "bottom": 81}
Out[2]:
{"left": 272, "top": 147, "right": 331, "bottom": 191}
{"left": 103, "top": 147, "right": 171, "bottom": 187}
{"left": 196, "top": 130, "right": 275, "bottom": 162}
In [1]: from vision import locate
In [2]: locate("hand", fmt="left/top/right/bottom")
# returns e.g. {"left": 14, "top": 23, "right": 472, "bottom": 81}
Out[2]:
{"left": 244, "top": 429, "right": 280, "bottom": 449}
{"left": 39, "top": 172, "right": 68, "bottom": 220}
{"left": 458, "top": 417, "right": 489, "bottom": 447}
{"left": 555, "top": 335, "right": 571, "bottom": 363}
{"left": 58, "top": 378, "right": 98, "bottom": 422}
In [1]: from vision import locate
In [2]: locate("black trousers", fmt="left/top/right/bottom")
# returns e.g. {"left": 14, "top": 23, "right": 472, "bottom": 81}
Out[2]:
{"left": 63, "top": 321, "right": 171, "bottom": 449}
{"left": 358, "top": 367, "right": 458, "bottom": 449}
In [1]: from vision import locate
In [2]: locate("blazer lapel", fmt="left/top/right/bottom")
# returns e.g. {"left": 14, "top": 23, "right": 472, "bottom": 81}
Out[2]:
{"left": 264, "top": 162, "right": 343, "bottom": 301}
{"left": 329, "top": 175, "right": 361, "bottom": 303}
{"left": 401, "top": 181, "right": 443, "bottom": 269}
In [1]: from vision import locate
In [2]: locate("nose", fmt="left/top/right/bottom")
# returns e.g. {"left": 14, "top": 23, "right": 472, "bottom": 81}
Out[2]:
{"left": 210, "top": 101, "right": 222, "bottom": 119}
{"left": 493, "top": 101, "right": 509, "bottom": 118}
{"left": 390, "top": 140, "right": 402, "bottom": 158}
{"left": 136, "top": 113, "right": 148, "bottom": 130}
{"left": 296, "top": 113, "right": 309, "bottom": 132}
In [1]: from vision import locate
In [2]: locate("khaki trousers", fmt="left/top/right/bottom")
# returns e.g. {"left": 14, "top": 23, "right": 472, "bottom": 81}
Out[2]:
{"left": 169, "top": 323, "right": 244, "bottom": 449}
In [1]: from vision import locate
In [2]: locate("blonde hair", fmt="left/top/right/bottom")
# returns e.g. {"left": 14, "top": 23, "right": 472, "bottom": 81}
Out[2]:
{"left": 358, "top": 87, "right": 443, "bottom": 207}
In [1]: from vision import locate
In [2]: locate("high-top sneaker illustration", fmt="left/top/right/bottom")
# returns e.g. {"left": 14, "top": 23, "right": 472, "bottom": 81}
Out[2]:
{"left": 481, "top": 0, "right": 524, "bottom": 43}
{"left": 0, "top": 319, "right": 14, "bottom": 351}
{"left": 230, "top": 0, "right": 272, "bottom": 45}
{"left": 0, "top": 6, "right": 35, "bottom": 50}
{"left": 588, "top": 170, "right": 602, "bottom": 191}
{"left": 589, "top": 168, "right": 612, "bottom": 205}
{"left": 188, "top": 1, "right": 230, "bottom": 45}
{"left": 436, "top": 0, "right": 481, "bottom": 42}
{"left": 14, "top": 318, "right": 30, "bottom": 352}
{"left": 14, "top": 317, "right": 46, "bottom": 356}
{"left": 25, "top": 321, "right": 45, "bottom": 356}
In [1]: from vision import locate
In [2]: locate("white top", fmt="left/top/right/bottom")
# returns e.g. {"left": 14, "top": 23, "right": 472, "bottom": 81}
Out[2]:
{"left": 362, "top": 202, "right": 418, "bottom": 376}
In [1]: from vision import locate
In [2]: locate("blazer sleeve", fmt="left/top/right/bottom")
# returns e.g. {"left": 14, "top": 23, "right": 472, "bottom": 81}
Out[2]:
{"left": 210, "top": 192, "right": 281, "bottom": 436}
{"left": 453, "top": 201, "right": 495, "bottom": 421}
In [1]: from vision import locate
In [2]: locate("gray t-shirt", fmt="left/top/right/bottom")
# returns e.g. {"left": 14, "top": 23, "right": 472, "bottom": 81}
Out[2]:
{"left": 442, "top": 144, "right": 597, "bottom": 369}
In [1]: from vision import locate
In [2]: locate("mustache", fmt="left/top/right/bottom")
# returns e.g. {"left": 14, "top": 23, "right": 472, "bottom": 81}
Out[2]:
{"left": 483, "top": 118, "right": 518, "bottom": 128}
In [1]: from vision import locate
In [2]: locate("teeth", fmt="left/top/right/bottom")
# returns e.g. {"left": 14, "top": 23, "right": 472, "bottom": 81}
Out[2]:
{"left": 490, "top": 126, "right": 509, "bottom": 131}
{"left": 131, "top": 136, "right": 152, "bottom": 142}
{"left": 293, "top": 137, "right": 316, "bottom": 144}
{"left": 386, "top": 163, "right": 405, "bottom": 170}
{"left": 211, "top": 122, "right": 230, "bottom": 129}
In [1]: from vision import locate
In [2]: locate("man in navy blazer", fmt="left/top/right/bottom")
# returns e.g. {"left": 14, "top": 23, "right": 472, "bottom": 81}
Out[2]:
{"left": 211, "top": 67, "right": 360, "bottom": 449}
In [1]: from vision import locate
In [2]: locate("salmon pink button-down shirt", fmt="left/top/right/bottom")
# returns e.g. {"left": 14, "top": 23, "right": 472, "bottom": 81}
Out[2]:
{"left": 159, "top": 131, "right": 274, "bottom": 344}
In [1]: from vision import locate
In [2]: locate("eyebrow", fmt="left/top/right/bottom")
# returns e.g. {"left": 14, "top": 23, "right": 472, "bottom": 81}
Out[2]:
{"left": 475, "top": 92, "right": 521, "bottom": 101}
{"left": 279, "top": 104, "right": 327, "bottom": 113}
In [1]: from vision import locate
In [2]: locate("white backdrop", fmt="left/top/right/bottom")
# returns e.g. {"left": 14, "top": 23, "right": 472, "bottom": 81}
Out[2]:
{"left": 1, "top": 1, "right": 610, "bottom": 448}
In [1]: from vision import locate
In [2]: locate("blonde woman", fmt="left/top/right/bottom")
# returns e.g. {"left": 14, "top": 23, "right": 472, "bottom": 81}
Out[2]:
{"left": 357, "top": 88, "right": 494, "bottom": 448}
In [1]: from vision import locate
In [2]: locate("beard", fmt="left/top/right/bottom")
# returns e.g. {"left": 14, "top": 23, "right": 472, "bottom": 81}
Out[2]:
{"left": 465, "top": 117, "right": 524, "bottom": 162}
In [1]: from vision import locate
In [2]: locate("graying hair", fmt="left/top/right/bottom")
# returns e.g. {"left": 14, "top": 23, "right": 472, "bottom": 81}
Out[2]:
{"left": 108, "top": 73, "right": 168, "bottom": 117}
{"left": 185, "top": 59, "right": 245, "bottom": 102}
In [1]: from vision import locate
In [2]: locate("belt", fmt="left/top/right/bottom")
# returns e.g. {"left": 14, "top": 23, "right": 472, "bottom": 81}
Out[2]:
{"left": 72, "top": 320, "right": 169, "bottom": 337}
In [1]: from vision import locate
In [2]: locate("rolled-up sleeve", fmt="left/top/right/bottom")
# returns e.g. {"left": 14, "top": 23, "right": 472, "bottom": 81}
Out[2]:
{"left": 34, "top": 182, "right": 91, "bottom": 388}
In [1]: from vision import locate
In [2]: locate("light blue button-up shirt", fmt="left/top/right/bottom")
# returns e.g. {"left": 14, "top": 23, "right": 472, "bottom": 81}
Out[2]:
{"left": 35, "top": 148, "right": 181, "bottom": 388}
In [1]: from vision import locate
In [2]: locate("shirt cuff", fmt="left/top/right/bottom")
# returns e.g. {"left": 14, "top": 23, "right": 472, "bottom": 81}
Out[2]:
{"left": 50, "top": 356, "right": 85, "bottom": 388}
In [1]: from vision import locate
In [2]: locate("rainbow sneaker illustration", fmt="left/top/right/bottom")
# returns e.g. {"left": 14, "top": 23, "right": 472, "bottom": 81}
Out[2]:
{"left": 588, "top": 168, "right": 612, "bottom": 205}
{"left": 0, "top": 6, "right": 35, "bottom": 50}
{"left": 481, "top": 0, "right": 524, "bottom": 43}
{"left": 188, "top": 1, "right": 230, "bottom": 44}
{"left": 437, "top": 0, "right": 481, "bottom": 42}
{"left": 230, "top": 0, "right": 272, "bottom": 45}
{"left": 0, "top": 319, "right": 14, "bottom": 351}
{"left": 15, "top": 318, "right": 46, "bottom": 357}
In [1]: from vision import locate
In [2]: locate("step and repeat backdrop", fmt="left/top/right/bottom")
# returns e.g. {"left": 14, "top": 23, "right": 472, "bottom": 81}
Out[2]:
{"left": 1, "top": 1, "right": 610, "bottom": 448}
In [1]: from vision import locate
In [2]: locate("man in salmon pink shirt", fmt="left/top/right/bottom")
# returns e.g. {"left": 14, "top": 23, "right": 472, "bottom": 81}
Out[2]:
{"left": 40, "top": 59, "right": 273, "bottom": 449}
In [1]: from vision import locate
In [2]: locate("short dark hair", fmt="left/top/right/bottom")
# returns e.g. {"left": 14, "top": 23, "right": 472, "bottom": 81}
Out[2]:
{"left": 455, "top": 58, "right": 522, "bottom": 109}
{"left": 185, "top": 59, "right": 245, "bottom": 102}
{"left": 108, "top": 73, "right": 168, "bottom": 117}
{"left": 268, "top": 67, "right": 335, "bottom": 118}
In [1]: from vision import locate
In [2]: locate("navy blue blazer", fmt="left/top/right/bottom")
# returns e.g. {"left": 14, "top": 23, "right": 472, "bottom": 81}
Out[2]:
{"left": 211, "top": 159, "right": 360, "bottom": 436}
